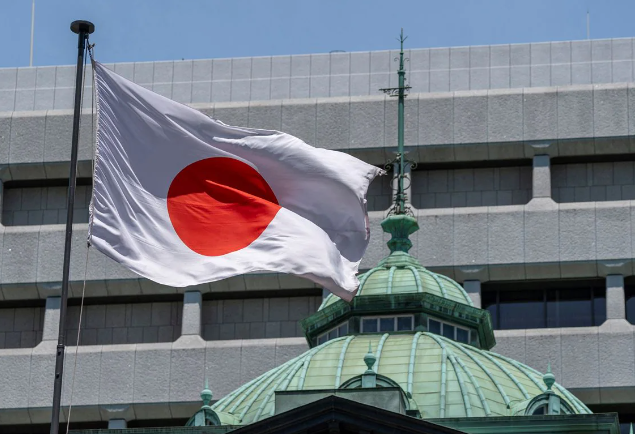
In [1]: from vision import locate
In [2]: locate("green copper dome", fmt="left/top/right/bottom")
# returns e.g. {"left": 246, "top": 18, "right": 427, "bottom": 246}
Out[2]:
{"left": 208, "top": 214, "right": 589, "bottom": 426}
{"left": 319, "top": 251, "right": 473, "bottom": 311}
{"left": 211, "top": 333, "right": 590, "bottom": 425}
{"left": 321, "top": 215, "right": 472, "bottom": 311}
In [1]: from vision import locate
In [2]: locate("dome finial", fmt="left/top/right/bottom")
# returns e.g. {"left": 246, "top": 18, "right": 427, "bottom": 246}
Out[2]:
{"left": 630, "top": 423, "right": 633, "bottom": 434}
{"left": 543, "top": 362, "right": 555, "bottom": 392}
{"left": 381, "top": 214, "right": 419, "bottom": 253}
{"left": 201, "top": 377, "right": 213, "bottom": 407}
{"left": 364, "top": 342, "right": 377, "bottom": 373}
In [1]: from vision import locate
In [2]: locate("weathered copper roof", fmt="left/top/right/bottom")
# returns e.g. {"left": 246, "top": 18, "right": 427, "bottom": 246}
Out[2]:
{"left": 212, "top": 333, "right": 590, "bottom": 425}
{"left": 319, "top": 250, "right": 473, "bottom": 311}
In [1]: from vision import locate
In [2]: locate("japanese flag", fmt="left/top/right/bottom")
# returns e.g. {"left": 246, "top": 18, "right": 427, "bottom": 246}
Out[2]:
{"left": 89, "top": 62, "right": 383, "bottom": 301}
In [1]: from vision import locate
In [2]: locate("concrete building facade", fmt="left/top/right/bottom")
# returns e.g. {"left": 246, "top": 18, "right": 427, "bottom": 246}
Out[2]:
{"left": 1, "top": 36, "right": 635, "bottom": 431}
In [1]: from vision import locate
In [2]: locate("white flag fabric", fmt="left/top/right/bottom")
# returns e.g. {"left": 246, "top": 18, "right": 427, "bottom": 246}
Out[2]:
{"left": 89, "top": 62, "right": 383, "bottom": 301}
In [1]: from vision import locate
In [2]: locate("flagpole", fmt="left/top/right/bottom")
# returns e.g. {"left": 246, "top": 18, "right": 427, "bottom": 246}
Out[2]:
{"left": 49, "top": 20, "right": 94, "bottom": 434}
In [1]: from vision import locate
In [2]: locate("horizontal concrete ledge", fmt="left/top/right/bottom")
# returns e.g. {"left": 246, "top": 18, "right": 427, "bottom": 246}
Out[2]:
{"left": 3, "top": 135, "right": 632, "bottom": 183}
{"left": 365, "top": 199, "right": 635, "bottom": 280}
{"left": 2, "top": 82, "right": 635, "bottom": 179}
{"left": 3, "top": 198, "right": 635, "bottom": 299}
{"left": 0, "top": 336, "right": 308, "bottom": 424}
{"left": 2, "top": 324, "right": 635, "bottom": 423}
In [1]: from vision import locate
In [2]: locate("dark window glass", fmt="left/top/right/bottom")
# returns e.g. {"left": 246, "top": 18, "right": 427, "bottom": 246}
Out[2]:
{"left": 558, "top": 289, "right": 592, "bottom": 327}
{"left": 593, "top": 289, "right": 606, "bottom": 325}
{"left": 328, "top": 329, "right": 338, "bottom": 340}
{"left": 397, "top": 316, "right": 413, "bottom": 331}
{"left": 482, "top": 291, "right": 499, "bottom": 328}
{"left": 484, "top": 280, "right": 605, "bottom": 330}
{"left": 532, "top": 406, "right": 545, "bottom": 415}
{"left": 456, "top": 328, "right": 469, "bottom": 343}
{"left": 338, "top": 323, "right": 348, "bottom": 336}
{"left": 379, "top": 318, "right": 395, "bottom": 332}
{"left": 318, "top": 335, "right": 327, "bottom": 345}
{"left": 546, "top": 288, "right": 559, "bottom": 328}
{"left": 499, "top": 290, "right": 544, "bottom": 329}
{"left": 442, "top": 324, "right": 455, "bottom": 339}
{"left": 362, "top": 318, "right": 378, "bottom": 333}
{"left": 626, "top": 286, "right": 635, "bottom": 325}
{"left": 429, "top": 319, "right": 441, "bottom": 334}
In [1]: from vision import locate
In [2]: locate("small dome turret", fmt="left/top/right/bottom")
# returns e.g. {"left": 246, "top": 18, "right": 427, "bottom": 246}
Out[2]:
{"left": 301, "top": 214, "right": 494, "bottom": 350}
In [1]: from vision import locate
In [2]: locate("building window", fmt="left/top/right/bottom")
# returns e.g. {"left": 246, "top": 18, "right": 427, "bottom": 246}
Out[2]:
{"left": 482, "top": 280, "right": 606, "bottom": 330}
{"left": 428, "top": 319, "right": 470, "bottom": 344}
{"left": 360, "top": 315, "right": 414, "bottom": 333}
{"left": 624, "top": 284, "right": 635, "bottom": 325}
{"left": 317, "top": 322, "right": 349, "bottom": 345}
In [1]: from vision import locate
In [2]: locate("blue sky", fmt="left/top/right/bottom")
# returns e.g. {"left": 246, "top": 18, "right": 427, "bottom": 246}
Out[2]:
{"left": 1, "top": 0, "right": 634, "bottom": 67}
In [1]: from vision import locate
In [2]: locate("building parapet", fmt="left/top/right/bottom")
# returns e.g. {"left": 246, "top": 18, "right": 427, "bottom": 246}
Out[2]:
{"left": 1, "top": 37, "right": 634, "bottom": 111}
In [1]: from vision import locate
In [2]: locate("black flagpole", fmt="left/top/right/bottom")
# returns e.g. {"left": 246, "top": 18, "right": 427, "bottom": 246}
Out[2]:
{"left": 50, "top": 20, "right": 94, "bottom": 434}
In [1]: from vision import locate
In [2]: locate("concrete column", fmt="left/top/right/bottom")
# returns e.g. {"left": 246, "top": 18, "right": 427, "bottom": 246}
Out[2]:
{"left": 181, "top": 290, "right": 202, "bottom": 336}
{"left": 532, "top": 155, "right": 551, "bottom": 198}
{"left": 108, "top": 419, "right": 127, "bottom": 429}
{"left": 463, "top": 280, "right": 481, "bottom": 308}
{"left": 606, "top": 275, "right": 626, "bottom": 320}
{"left": 42, "top": 296, "right": 61, "bottom": 341}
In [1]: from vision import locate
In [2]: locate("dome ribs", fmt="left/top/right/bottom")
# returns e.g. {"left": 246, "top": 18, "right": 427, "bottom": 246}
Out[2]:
{"left": 228, "top": 359, "right": 290, "bottom": 414}
{"left": 491, "top": 353, "right": 591, "bottom": 415}
{"left": 405, "top": 266, "right": 424, "bottom": 294}
{"left": 407, "top": 332, "right": 423, "bottom": 397}
{"left": 374, "top": 333, "right": 391, "bottom": 373}
{"left": 478, "top": 351, "right": 531, "bottom": 400}
{"left": 335, "top": 336, "right": 356, "bottom": 387}
{"left": 214, "top": 334, "right": 591, "bottom": 424}
{"left": 258, "top": 358, "right": 306, "bottom": 419}
{"left": 438, "top": 274, "right": 474, "bottom": 307}
{"left": 278, "top": 360, "right": 304, "bottom": 392}
{"left": 442, "top": 338, "right": 511, "bottom": 408}
{"left": 454, "top": 354, "right": 492, "bottom": 416}
{"left": 387, "top": 267, "right": 397, "bottom": 294}
{"left": 428, "top": 334, "right": 473, "bottom": 417}
{"left": 429, "top": 271, "right": 448, "bottom": 298}
{"left": 491, "top": 353, "right": 547, "bottom": 392}
{"left": 215, "top": 365, "right": 275, "bottom": 412}
{"left": 298, "top": 342, "right": 330, "bottom": 389}
{"left": 240, "top": 359, "right": 290, "bottom": 421}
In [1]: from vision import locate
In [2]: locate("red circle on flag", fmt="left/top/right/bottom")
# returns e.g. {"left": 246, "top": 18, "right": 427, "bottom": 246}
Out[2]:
{"left": 167, "top": 157, "right": 281, "bottom": 256}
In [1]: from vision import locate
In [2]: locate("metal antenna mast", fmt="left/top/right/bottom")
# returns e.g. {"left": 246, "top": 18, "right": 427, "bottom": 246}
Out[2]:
{"left": 380, "top": 29, "right": 414, "bottom": 215}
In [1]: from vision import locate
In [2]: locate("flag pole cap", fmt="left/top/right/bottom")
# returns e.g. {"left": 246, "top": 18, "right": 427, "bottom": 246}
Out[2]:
{"left": 70, "top": 20, "right": 95, "bottom": 34}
